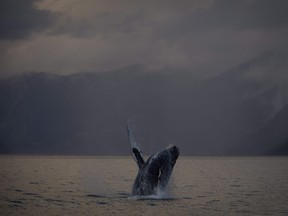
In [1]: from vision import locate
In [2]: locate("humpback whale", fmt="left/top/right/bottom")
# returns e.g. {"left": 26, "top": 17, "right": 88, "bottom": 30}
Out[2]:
{"left": 127, "top": 123, "right": 179, "bottom": 196}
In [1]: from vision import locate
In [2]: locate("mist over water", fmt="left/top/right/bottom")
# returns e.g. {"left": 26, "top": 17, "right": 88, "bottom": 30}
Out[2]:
{"left": 80, "top": 157, "right": 134, "bottom": 197}
{"left": 81, "top": 159, "right": 113, "bottom": 196}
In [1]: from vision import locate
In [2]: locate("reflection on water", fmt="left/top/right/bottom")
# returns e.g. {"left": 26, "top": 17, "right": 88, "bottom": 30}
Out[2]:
{"left": 0, "top": 156, "right": 288, "bottom": 215}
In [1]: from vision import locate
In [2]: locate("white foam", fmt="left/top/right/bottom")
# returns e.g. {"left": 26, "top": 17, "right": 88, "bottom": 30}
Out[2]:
{"left": 128, "top": 187, "right": 173, "bottom": 200}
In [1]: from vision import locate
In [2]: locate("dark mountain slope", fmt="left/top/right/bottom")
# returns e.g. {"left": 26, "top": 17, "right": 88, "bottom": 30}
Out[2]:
{"left": 0, "top": 49, "right": 288, "bottom": 155}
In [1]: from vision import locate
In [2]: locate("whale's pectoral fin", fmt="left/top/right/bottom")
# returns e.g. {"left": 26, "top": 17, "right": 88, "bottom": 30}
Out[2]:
{"left": 132, "top": 147, "right": 145, "bottom": 168}
{"left": 126, "top": 122, "right": 145, "bottom": 168}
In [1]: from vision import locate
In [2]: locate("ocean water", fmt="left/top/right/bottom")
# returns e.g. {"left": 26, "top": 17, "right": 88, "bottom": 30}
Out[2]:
{"left": 0, "top": 156, "right": 288, "bottom": 215}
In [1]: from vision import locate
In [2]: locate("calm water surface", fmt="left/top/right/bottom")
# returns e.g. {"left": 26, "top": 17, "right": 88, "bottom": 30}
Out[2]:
{"left": 0, "top": 156, "right": 288, "bottom": 215}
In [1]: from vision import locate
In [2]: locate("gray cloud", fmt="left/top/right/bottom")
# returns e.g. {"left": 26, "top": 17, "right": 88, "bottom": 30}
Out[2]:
{"left": 45, "top": 0, "right": 211, "bottom": 39}
{"left": 209, "top": 0, "right": 288, "bottom": 29}
{"left": 46, "top": 0, "right": 288, "bottom": 40}
{"left": 0, "top": 0, "right": 288, "bottom": 77}
{"left": 155, "top": 0, "right": 288, "bottom": 40}
{"left": 53, "top": 9, "right": 150, "bottom": 38}
{"left": 0, "top": 0, "right": 56, "bottom": 40}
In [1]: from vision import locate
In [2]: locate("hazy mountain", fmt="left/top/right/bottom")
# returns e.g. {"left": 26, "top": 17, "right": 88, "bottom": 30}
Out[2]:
{"left": 239, "top": 104, "right": 288, "bottom": 155}
{"left": 0, "top": 67, "right": 198, "bottom": 154}
{"left": 170, "top": 49, "right": 288, "bottom": 155}
{"left": 0, "top": 49, "right": 288, "bottom": 155}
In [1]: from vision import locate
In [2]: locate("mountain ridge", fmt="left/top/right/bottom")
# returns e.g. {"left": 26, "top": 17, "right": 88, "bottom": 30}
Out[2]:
{"left": 1, "top": 49, "right": 288, "bottom": 155}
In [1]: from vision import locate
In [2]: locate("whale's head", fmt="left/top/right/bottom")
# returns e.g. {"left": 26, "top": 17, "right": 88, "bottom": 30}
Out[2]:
{"left": 167, "top": 145, "right": 179, "bottom": 167}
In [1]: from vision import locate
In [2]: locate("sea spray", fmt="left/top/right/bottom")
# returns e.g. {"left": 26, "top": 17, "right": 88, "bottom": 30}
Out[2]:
{"left": 129, "top": 173, "right": 176, "bottom": 200}
{"left": 128, "top": 187, "right": 175, "bottom": 200}
{"left": 81, "top": 158, "right": 118, "bottom": 197}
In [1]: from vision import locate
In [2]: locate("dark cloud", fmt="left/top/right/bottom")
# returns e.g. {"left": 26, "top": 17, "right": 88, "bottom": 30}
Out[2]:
{"left": 54, "top": 10, "right": 149, "bottom": 38}
{"left": 49, "top": 1, "right": 209, "bottom": 38}
{"left": 209, "top": 0, "right": 288, "bottom": 29}
{"left": 0, "top": 0, "right": 56, "bottom": 40}
{"left": 156, "top": 0, "right": 288, "bottom": 40}
{"left": 0, "top": 0, "right": 288, "bottom": 77}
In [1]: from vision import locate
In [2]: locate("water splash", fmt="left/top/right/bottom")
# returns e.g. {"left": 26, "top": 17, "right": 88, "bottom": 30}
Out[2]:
{"left": 129, "top": 183, "right": 175, "bottom": 200}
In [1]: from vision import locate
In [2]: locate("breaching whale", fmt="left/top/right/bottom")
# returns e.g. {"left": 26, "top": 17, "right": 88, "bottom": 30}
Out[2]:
{"left": 127, "top": 123, "right": 179, "bottom": 196}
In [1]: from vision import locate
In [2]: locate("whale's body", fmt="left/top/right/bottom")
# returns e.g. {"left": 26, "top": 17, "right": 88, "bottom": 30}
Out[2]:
{"left": 127, "top": 124, "right": 179, "bottom": 196}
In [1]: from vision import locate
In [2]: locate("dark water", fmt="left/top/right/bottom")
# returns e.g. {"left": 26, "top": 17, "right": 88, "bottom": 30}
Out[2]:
{"left": 0, "top": 156, "right": 287, "bottom": 215}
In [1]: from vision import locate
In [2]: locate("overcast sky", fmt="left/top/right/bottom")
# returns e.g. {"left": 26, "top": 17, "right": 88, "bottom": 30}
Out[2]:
{"left": 0, "top": 0, "right": 288, "bottom": 77}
